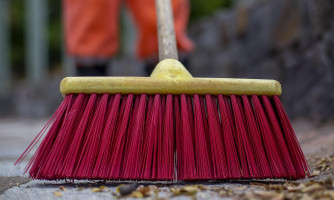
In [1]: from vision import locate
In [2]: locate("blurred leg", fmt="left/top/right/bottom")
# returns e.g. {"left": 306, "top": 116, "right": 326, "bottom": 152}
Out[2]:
{"left": 63, "top": 0, "right": 121, "bottom": 75}
{"left": 126, "top": 0, "right": 194, "bottom": 59}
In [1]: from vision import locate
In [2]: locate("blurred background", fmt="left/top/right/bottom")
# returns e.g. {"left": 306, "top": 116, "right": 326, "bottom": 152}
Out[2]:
{"left": 0, "top": 0, "right": 333, "bottom": 122}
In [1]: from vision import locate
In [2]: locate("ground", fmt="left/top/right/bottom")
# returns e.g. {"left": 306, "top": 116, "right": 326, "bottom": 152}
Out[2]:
{"left": 0, "top": 118, "right": 333, "bottom": 200}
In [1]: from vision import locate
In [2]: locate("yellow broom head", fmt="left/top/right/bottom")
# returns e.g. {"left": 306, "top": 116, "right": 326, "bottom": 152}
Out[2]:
{"left": 60, "top": 59, "right": 282, "bottom": 96}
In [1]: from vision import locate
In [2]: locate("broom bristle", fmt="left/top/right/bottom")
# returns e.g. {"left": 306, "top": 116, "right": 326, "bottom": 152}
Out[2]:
{"left": 16, "top": 93, "right": 310, "bottom": 180}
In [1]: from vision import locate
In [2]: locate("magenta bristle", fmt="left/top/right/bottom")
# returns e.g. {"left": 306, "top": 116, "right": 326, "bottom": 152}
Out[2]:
{"left": 217, "top": 95, "right": 242, "bottom": 178}
{"left": 141, "top": 94, "right": 163, "bottom": 180}
{"left": 16, "top": 93, "right": 310, "bottom": 180}
{"left": 121, "top": 94, "right": 147, "bottom": 179}
{"left": 252, "top": 95, "right": 286, "bottom": 177}
{"left": 205, "top": 95, "right": 228, "bottom": 179}
{"left": 241, "top": 95, "right": 271, "bottom": 178}
{"left": 61, "top": 94, "right": 97, "bottom": 178}
{"left": 193, "top": 94, "right": 212, "bottom": 179}
{"left": 29, "top": 94, "right": 73, "bottom": 179}
{"left": 230, "top": 95, "right": 257, "bottom": 178}
{"left": 273, "top": 96, "right": 310, "bottom": 178}
{"left": 108, "top": 94, "right": 133, "bottom": 179}
{"left": 261, "top": 95, "right": 296, "bottom": 178}
{"left": 178, "top": 94, "right": 196, "bottom": 180}
{"left": 158, "top": 94, "right": 174, "bottom": 179}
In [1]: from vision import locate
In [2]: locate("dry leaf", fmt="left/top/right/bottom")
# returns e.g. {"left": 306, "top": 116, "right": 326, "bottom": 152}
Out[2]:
{"left": 311, "top": 170, "right": 321, "bottom": 176}
{"left": 181, "top": 186, "right": 199, "bottom": 194}
{"left": 272, "top": 193, "right": 285, "bottom": 200}
{"left": 131, "top": 191, "right": 144, "bottom": 198}
{"left": 148, "top": 185, "right": 158, "bottom": 191}
{"left": 254, "top": 190, "right": 279, "bottom": 198}
{"left": 91, "top": 186, "right": 106, "bottom": 192}
{"left": 137, "top": 186, "right": 153, "bottom": 197}
{"left": 299, "top": 194, "right": 313, "bottom": 200}
{"left": 53, "top": 191, "right": 62, "bottom": 197}
{"left": 170, "top": 188, "right": 181, "bottom": 195}
{"left": 324, "top": 190, "right": 334, "bottom": 199}
{"left": 58, "top": 186, "right": 67, "bottom": 191}
{"left": 76, "top": 187, "right": 84, "bottom": 191}
{"left": 235, "top": 186, "right": 248, "bottom": 191}
{"left": 301, "top": 183, "right": 323, "bottom": 193}
{"left": 170, "top": 186, "right": 199, "bottom": 197}
{"left": 219, "top": 190, "right": 234, "bottom": 197}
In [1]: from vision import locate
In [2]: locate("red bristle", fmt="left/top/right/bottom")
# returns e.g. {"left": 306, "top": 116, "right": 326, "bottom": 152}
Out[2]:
{"left": 193, "top": 94, "right": 212, "bottom": 179}
{"left": 63, "top": 94, "right": 98, "bottom": 178}
{"left": 217, "top": 95, "right": 242, "bottom": 178}
{"left": 252, "top": 95, "right": 286, "bottom": 177}
{"left": 108, "top": 94, "right": 134, "bottom": 179}
{"left": 120, "top": 94, "right": 141, "bottom": 178}
{"left": 199, "top": 96, "right": 216, "bottom": 177}
{"left": 261, "top": 95, "right": 297, "bottom": 178}
{"left": 178, "top": 94, "right": 196, "bottom": 180}
{"left": 241, "top": 95, "right": 271, "bottom": 178}
{"left": 159, "top": 94, "right": 175, "bottom": 179}
{"left": 230, "top": 95, "right": 257, "bottom": 178}
{"left": 156, "top": 95, "right": 165, "bottom": 179}
{"left": 18, "top": 91, "right": 309, "bottom": 181}
{"left": 174, "top": 95, "right": 182, "bottom": 180}
{"left": 121, "top": 94, "right": 147, "bottom": 179}
{"left": 42, "top": 94, "right": 85, "bottom": 178}
{"left": 92, "top": 94, "right": 120, "bottom": 178}
{"left": 27, "top": 94, "right": 74, "bottom": 179}
{"left": 186, "top": 96, "right": 195, "bottom": 138}
{"left": 73, "top": 94, "right": 109, "bottom": 179}
{"left": 205, "top": 95, "right": 228, "bottom": 179}
{"left": 273, "top": 96, "right": 310, "bottom": 178}
{"left": 141, "top": 94, "right": 160, "bottom": 180}
{"left": 15, "top": 94, "right": 72, "bottom": 168}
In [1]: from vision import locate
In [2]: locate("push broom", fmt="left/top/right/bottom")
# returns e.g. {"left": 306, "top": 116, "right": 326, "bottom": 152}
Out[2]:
{"left": 16, "top": 0, "right": 309, "bottom": 180}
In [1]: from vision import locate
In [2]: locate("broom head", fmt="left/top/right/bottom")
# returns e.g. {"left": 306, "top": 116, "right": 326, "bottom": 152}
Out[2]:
{"left": 16, "top": 59, "right": 310, "bottom": 180}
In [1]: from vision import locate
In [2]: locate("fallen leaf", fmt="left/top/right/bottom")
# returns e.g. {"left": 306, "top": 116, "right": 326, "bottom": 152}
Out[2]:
{"left": 76, "top": 187, "right": 84, "bottom": 191}
{"left": 171, "top": 187, "right": 198, "bottom": 196}
{"left": 148, "top": 185, "right": 158, "bottom": 191}
{"left": 137, "top": 186, "right": 153, "bottom": 197}
{"left": 311, "top": 170, "right": 321, "bottom": 176}
{"left": 53, "top": 191, "right": 62, "bottom": 197}
{"left": 324, "top": 190, "right": 334, "bottom": 199}
{"left": 235, "top": 186, "right": 248, "bottom": 191}
{"left": 299, "top": 194, "right": 313, "bottom": 200}
{"left": 254, "top": 190, "right": 279, "bottom": 198}
{"left": 272, "top": 193, "right": 285, "bottom": 200}
{"left": 59, "top": 186, "right": 67, "bottom": 191}
{"left": 170, "top": 188, "right": 181, "bottom": 195}
{"left": 301, "top": 183, "right": 323, "bottom": 193}
{"left": 91, "top": 186, "right": 106, "bottom": 192}
{"left": 131, "top": 191, "right": 144, "bottom": 198}
{"left": 181, "top": 186, "right": 199, "bottom": 194}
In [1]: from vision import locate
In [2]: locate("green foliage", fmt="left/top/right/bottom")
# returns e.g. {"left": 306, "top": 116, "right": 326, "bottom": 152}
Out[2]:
{"left": 10, "top": 0, "right": 25, "bottom": 77}
{"left": 190, "top": 0, "right": 232, "bottom": 22}
{"left": 10, "top": 0, "right": 62, "bottom": 77}
{"left": 48, "top": 0, "right": 62, "bottom": 70}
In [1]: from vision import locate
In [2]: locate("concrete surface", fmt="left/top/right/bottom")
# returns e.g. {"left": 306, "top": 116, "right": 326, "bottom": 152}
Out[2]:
{"left": 0, "top": 118, "right": 333, "bottom": 199}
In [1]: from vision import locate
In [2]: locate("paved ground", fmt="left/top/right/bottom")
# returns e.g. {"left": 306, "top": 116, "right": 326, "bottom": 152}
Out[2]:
{"left": 0, "top": 118, "right": 333, "bottom": 200}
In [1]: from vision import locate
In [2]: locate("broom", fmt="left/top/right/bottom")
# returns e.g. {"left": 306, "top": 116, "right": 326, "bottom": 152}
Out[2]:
{"left": 15, "top": 0, "right": 310, "bottom": 180}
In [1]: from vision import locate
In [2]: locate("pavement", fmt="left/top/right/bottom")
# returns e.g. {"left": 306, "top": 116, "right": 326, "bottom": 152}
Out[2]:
{"left": 0, "top": 118, "right": 333, "bottom": 200}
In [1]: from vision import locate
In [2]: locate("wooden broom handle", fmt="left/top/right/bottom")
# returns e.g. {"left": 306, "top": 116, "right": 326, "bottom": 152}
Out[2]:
{"left": 155, "top": 0, "right": 178, "bottom": 61}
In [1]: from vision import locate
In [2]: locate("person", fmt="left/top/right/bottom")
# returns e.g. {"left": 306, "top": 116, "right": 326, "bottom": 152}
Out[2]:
{"left": 63, "top": 0, "right": 194, "bottom": 76}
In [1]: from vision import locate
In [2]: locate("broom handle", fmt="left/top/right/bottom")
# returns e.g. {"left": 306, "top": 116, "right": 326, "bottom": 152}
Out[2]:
{"left": 156, "top": 0, "right": 179, "bottom": 61}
